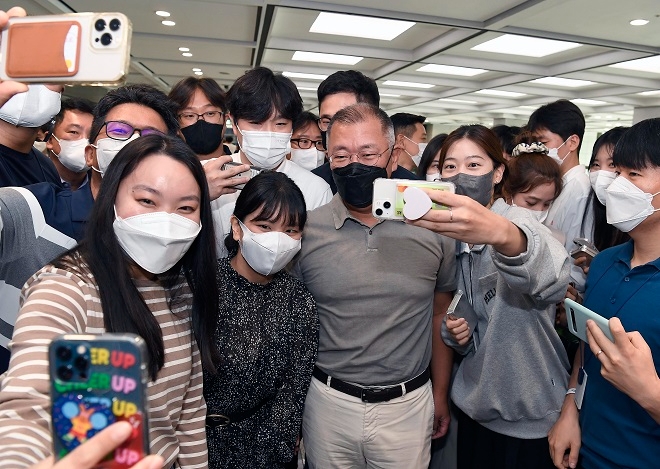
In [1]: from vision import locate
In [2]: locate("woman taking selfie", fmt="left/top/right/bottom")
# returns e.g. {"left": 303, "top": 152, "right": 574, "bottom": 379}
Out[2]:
{"left": 204, "top": 171, "right": 318, "bottom": 469}
{"left": 0, "top": 135, "right": 219, "bottom": 468}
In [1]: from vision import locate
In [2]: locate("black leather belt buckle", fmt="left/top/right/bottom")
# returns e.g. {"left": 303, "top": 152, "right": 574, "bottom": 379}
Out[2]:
{"left": 361, "top": 387, "right": 400, "bottom": 403}
{"left": 206, "top": 414, "right": 231, "bottom": 427}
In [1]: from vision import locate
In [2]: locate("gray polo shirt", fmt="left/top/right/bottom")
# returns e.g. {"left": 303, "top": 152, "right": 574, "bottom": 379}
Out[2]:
{"left": 290, "top": 194, "right": 456, "bottom": 386}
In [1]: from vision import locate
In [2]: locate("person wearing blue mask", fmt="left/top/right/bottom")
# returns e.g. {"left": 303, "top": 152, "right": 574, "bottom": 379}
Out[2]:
{"left": 407, "top": 124, "right": 571, "bottom": 469}
{"left": 549, "top": 118, "right": 660, "bottom": 469}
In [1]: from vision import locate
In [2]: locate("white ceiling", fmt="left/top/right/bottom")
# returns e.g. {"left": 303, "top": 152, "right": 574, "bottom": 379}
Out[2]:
{"left": 6, "top": 0, "right": 660, "bottom": 132}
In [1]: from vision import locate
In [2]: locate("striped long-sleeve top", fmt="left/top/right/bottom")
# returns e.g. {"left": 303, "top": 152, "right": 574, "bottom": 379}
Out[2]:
{"left": 0, "top": 259, "right": 208, "bottom": 469}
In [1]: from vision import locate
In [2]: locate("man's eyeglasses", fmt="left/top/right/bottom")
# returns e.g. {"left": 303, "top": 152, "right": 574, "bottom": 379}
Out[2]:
{"left": 328, "top": 146, "right": 392, "bottom": 167}
{"left": 291, "top": 138, "right": 325, "bottom": 151}
{"left": 102, "top": 121, "right": 166, "bottom": 141}
{"left": 317, "top": 117, "right": 332, "bottom": 132}
{"left": 178, "top": 110, "right": 225, "bottom": 126}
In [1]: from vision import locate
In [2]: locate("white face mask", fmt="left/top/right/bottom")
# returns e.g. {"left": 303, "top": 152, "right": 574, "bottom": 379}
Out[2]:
{"left": 426, "top": 172, "right": 440, "bottom": 182}
{"left": 403, "top": 136, "right": 426, "bottom": 167}
{"left": 33, "top": 141, "right": 48, "bottom": 153}
{"left": 0, "top": 85, "right": 61, "bottom": 127}
{"left": 238, "top": 219, "right": 301, "bottom": 276}
{"left": 589, "top": 170, "right": 617, "bottom": 205}
{"left": 547, "top": 138, "right": 570, "bottom": 166}
{"left": 605, "top": 176, "right": 660, "bottom": 233}
{"left": 511, "top": 202, "right": 549, "bottom": 223}
{"left": 91, "top": 134, "right": 139, "bottom": 176}
{"left": 236, "top": 124, "right": 292, "bottom": 169}
{"left": 52, "top": 136, "right": 89, "bottom": 172}
{"left": 290, "top": 147, "right": 325, "bottom": 171}
{"left": 113, "top": 208, "right": 202, "bottom": 274}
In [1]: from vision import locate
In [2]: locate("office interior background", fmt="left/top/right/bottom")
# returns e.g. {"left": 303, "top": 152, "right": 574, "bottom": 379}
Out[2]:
{"left": 5, "top": 0, "right": 660, "bottom": 164}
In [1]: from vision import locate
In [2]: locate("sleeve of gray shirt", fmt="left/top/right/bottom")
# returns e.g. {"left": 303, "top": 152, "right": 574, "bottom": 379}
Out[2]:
{"left": 435, "top": 234, "right": 458, "bottom": 292}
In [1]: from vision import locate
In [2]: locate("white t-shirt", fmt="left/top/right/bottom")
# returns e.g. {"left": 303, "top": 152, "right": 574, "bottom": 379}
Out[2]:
{"left": 209, "top": 153, "right": 332, "bottom": 257}
{"left": 544, "top": 164, "right": 592, "bottom": 290}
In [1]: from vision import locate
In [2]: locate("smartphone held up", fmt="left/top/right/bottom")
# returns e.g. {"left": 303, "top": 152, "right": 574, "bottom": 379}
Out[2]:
{"left": 0, "top": 12, "right": 132, "bottom": 85}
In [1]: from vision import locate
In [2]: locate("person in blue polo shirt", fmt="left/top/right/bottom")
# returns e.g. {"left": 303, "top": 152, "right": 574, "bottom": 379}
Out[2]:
{"left": 548, "top": 117, "right": 660, "bottom": 469}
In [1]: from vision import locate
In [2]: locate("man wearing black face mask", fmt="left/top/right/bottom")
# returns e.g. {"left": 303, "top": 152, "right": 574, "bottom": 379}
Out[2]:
{"left": 290, "top": 103, "right": 456, "bottom": 469}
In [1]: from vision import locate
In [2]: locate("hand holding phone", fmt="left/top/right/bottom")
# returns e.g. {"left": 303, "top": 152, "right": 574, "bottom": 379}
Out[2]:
{"left": 1, "top": 13, "right": 132, "bottom": 85}
{"left": 564, "top": 298, "right": 614, "bottom": 343}
{"left": 570, "top": 238, "right": 599, "bottom": 267}
{"left": 49, "top": 334, "right": 149, "bottom": 468}
{"left": 221, "top": 161, "right": 263, "bottom": 190}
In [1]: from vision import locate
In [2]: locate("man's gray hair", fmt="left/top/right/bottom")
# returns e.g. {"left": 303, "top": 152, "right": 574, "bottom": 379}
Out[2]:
{"left": 327, "top": 103, "right": 395, "bottom": 148}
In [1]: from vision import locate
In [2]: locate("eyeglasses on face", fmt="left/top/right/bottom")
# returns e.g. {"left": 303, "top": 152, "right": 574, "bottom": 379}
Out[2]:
{"left": 102, "top": 121, "right": 166, "bottom": 141}
{"left": 328, "top": 146, "right": 392, "bottom": 167}
{"left": 291, "top": 138, "right": 325, "bottom": 151}
{"left": 178, "top": 110, "right": 225, "bottom": 125}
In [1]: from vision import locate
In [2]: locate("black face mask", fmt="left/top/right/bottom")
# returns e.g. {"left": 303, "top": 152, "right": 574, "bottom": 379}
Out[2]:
{"left": 442, "top": 170, "right": 494, "bottom": 207}
{"left": 332, "top": 162, "right": 388, "bottom": 208}
{"left": 181, "top": 120, "right": 224, "bottom": 155}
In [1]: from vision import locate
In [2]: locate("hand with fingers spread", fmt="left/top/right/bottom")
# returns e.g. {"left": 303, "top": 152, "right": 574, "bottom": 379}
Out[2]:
{"left": 586, "top": 317, "right": 660, "bottom": 423}
{"left": 406, "top": 189, "right": 527, "bottom": 257}
{"left": 30, "top": 422, "right": 164, "bottom": 469}
{"left": 203, "top": 154, "right": 251, "bottom": 200}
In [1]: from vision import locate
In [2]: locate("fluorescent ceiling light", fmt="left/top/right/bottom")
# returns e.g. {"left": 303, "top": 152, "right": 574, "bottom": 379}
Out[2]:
{"left": 417, "top": 64, "right": 488, "bottom": 76}
{"left": 630, "top": 19, "right": 649, "bottom": 26}
{"left": 475, "top": 89, "right": 526, "bottom": 97}
{"left": 225, "top": 120, "right": 232, "bottom": 129}
{"left": 182, "top": 52, "right": 192, "bottom": 57}
{"left": 161, "top": 20, "right": 176, "bottom": 26}
{"left": 155, "top": 11, "right": 170, "bottom": 17}
{"left": 382, "top": 80, "right": 434, "bottom": 89}
{"left": 380, "top": 93, "right": 401, "bottom": 97}
{"left": 192, "top": 68, "right": 201, "bottom": 72}
{"left": 297, "top": 86, "right": 318, "bottom": 91}
{"left": 530, "top": 77, "right": 596, "bottom": 88}
{"left": 309, "top": 12, "right": 415, "bottom": 41}
{"left": 179, "top": 47, "right": 190, "bottom": 52}
{"left": 194, "top": 71, "right": 203, "bottom": 76}
{"left": 292, "top": 51, "right": 363, "bottom": 65}
{"left": 471, "top": 34, "right": 581, "bottom": 58}
{"left": 638, "top": 90, "right": 660, "bottom": 96}
{"left": 610, "top": 55, "right": 660, "bottom": 74}
{"left": 593, "top": 115, "right": 602, "bottom": 119}
{"left": 438, "top": 98, "right": 478, "bottom": 104}
{"left": 571, "top": 98, "right": 608, "bottom": 106}
{"left": 283, "top": 71, "right": 328, "bottom": 80}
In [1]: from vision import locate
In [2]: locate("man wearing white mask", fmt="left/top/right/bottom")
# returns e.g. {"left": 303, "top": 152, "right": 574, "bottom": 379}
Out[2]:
{"left": 44, "top": 97, "right": 94, "bottom": 190}
{"left": 0, "top": 84, "right": 63, "bottom": 188}
{"left": 529, "top": 99, "right": 591, "bottom": 290}
{"left": 0, "top": 84, "right": 179, "bottom": 373}
{"left": 391, "top": 112, "right": 427, "bottom": 173}
{"left": 549, "top": 117, "right": 660, "bottom": 469}
{"left": 212, "top": 67, "right": 332, "bottom": 257}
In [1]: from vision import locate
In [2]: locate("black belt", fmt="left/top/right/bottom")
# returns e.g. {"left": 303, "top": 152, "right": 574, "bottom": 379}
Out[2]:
{"left": 312, "top": 366, "right": 430, "bottom": 403}
{"left": 206, "top": 395, "right": 271, "bottom": 428}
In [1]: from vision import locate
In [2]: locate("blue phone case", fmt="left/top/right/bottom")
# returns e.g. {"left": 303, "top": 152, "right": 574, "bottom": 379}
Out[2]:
{"left": 49, "top": 333, "right": 150, "bottom": 468}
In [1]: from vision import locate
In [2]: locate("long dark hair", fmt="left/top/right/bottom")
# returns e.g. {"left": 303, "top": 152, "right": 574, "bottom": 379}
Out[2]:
{"left": 224, "top": 171, "right": 307, "bottom": 254}
{"left": 581, "top": 126, "right": 629, "bottom": 251}
{"left": 417, "top": 133, "right": 447, "bottom": 178}
{"left": 54, "top": 134, "right": 220, "bottom": 380}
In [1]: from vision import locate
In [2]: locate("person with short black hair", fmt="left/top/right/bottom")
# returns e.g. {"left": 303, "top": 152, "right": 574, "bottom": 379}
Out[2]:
{"left": 491, "top": 124, "right": 521, "bottom": 160}
{"left": 391, "top": 112, "right": 427, "bottom": 172}
{"left": 289, "top": 111, "right": 325, "bottom": 171}
{"left": 44, "top": 97, "right": 95, "bottom": 190}
{"left": 549, "top": 118, "right": 660, "bottom": 469}
{"left": 212, "top": 67, "right": 332, "bottom": 257}
{"left": 205, "top": 171, "right": 318, "bottom": 468}
{"left": 529, "top": 99, "right": 590, "bottom": 289}
{"left": 169, "top": 76, "right": 230, "bottom": 159}
{"left": 312, "top": 70, "right": 419, "bottom": 192}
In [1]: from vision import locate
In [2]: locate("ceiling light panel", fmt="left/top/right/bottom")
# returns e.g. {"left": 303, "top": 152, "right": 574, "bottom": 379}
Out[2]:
{"left": 292, "top": 51, "right": 363, "bottom": 65}
{"left": 382, "top": 80, "right": 434, "bottom": 89}
{"left": 475, "top": 89, "right": 526, "bottom": 97}
{"left": 309, "top": 12, "right": 415, "bottom": 41}
{"left": 471, "top": 34, "right": 581, "bottom": 57}
{"left": 438, "top": 98, "right": 478, "bottom": 104}
{"left": 638, "top": 90, "right": 660, "bottom": 96}
{"left": 283, "top": 71, "right": 328, "bottom": 80}
{"left": 417, "top": 64, "right": 488, "bottom": 76}
{"left": 529, "top": 77, "right": 596, "bottom": 87}
{"left": 572, "top": 98, "right": 608, "bottom": 106}
{"left": 610, "top": 55, "right": 660, "bottom": 74}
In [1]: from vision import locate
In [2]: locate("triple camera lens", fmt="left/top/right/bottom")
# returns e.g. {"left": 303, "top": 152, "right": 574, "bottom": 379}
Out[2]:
{"left": 94, "top": 17, "right": 121, "bottom": 46}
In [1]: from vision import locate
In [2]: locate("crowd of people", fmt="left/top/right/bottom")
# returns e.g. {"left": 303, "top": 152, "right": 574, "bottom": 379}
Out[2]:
{"left": 0, "top": 6, "right": 659, "bottom": 469}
